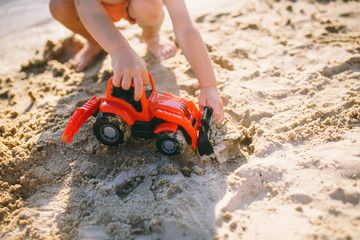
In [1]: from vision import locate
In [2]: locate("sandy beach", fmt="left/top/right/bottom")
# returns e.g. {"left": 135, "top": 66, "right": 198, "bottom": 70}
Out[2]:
{"left": 1, "top": 0, "right": 360, "bottom": 239}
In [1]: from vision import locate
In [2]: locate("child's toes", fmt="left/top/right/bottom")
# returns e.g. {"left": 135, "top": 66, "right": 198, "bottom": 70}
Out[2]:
{"left": 75, "top": 58, "right": 88, "bottom": 72}
{"left": 161, "top": 46, "right": 176, "bottom": 60}
{"left": 73, "top": 42, "right": 103, "bottom": 71}
{"left": 167, "top": 45, "right": 177, "bottom": 58}
{"left": 145, "top": 35, "right": 177, "bottom": 61}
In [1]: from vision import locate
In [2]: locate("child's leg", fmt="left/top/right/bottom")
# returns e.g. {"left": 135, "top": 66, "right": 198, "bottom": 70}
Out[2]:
{"left": 128, "top": 0, "right": 177, "bottom": 61}
{"left": 49, "top": 0, "right": 103, "bottom": 71}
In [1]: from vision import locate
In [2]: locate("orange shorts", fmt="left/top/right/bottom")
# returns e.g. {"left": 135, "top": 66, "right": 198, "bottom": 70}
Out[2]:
{"left": 102, "top": 1, "right": 136, "bottom": 24}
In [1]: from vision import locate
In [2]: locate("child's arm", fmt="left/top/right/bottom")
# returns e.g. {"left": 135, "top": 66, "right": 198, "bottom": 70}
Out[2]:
{"left": 164, "top": 0, "right": 224, "bottom": 124}
{"left": 75, "top": 0, "right": 149, "bottom": 101}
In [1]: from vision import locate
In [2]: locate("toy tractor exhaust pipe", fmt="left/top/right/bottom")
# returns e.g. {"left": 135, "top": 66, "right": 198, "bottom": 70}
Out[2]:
{"left": 197, "top": 106, "right": 214, "bottom": 156}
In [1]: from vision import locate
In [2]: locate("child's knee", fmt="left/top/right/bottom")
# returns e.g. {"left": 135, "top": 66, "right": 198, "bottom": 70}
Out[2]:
{"left": 49, "top": 0, "right": 76, "bottom": 22}
{"left": 130, "top": 0, "right": 163, "bottom": 24}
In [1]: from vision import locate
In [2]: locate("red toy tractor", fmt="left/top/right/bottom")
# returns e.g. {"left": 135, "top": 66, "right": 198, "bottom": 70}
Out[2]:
{"left": 62, "top": 73, "right": 214, "bottom": 156}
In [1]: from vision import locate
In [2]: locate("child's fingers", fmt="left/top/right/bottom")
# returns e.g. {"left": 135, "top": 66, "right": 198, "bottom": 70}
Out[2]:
{"left": 213, "top": 107, "right": 224, "bottom": 124}
{"left": 113, "top": 72, "right": 123, "bottom": 87}
{"left": 141, "top": 71, "right": 149, "bottom": 86}
{"left": 133, "top": 73, "right": 143, "bottom": 101}
{"left": 209, "top": 102, "right": 224, "bottom": 124}
{"left": 198, "top": 98, "right": 206, "bottom": 112}
{"left": 121, "top": 72, "right": 132, "bottom": 90}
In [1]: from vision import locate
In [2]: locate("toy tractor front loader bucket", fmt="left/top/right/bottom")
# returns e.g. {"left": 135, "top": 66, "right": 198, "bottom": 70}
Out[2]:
{"left": 62, "top": 96, "right": 101, "bottom": 144}
{"left": 197, "top": 107, "right": 214, "bottom": 156}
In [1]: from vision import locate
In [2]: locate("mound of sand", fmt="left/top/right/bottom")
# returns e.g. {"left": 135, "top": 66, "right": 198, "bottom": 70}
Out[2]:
{"left": 1, "top": 0, "right": 359, "bottom": 239}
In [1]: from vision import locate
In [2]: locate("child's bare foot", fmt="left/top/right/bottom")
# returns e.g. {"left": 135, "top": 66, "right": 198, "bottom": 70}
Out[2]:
{"left": 144, "top": 35, "right": 177, "bottom": 61}
{"left": 73, "top": 42, "right": 103, "bottom": 71}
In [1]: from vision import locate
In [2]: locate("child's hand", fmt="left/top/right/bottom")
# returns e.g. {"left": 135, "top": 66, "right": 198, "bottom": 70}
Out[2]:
{"left": 111, "top": 48, "right": 149, "bottom": 101}
{"left": 198, "top": 86, "right": 224, "bottom": 124}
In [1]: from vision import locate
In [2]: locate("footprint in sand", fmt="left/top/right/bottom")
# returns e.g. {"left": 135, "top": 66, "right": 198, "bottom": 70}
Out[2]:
{"left": 290, "top": 193, "right": 313, "bottom": 205}
{"left": 115, "top": 176, "right": 145, "bottom": 199}
{"left": 321, "top": 56, "right": 360, "bottom": 78}
{"left": 330, "top": 188, "right": 360, "bottom": 205}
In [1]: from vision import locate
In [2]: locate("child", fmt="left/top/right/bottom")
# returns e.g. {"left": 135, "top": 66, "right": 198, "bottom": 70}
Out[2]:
{"left": 49, "top": 0, "right": 224, "bottom": 124}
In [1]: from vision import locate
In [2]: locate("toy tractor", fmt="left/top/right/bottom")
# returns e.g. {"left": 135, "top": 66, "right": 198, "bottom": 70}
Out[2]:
{"left": 62, "top": 73, "right": 214, "bottom": 156}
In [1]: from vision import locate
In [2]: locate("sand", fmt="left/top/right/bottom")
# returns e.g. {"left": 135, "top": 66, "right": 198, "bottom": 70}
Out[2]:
{"left": 1, "top": 0, "right": 360, "bottom": 239}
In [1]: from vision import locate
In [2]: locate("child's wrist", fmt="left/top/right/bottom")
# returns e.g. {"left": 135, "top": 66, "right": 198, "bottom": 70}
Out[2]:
{"left": 108, "top": 39, "right": 131, "bottom": 57}
{"left": 200, "top": 85, "right": 218, "bottom": 91}
{"left": 109, "top": 47, "right": 126, "bottom": 57}
{"left": 199, "top": 78, "right": 217, "bottom": 90}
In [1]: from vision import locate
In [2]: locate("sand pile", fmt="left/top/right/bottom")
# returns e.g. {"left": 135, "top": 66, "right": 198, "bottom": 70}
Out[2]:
{"left": 1, "top": 0, "right": 360, "bottom": 239}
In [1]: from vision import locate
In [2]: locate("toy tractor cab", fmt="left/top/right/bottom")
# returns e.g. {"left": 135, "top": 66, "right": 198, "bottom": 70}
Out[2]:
{"left": 62, "top": 73, "right": 214, "bottom": 156}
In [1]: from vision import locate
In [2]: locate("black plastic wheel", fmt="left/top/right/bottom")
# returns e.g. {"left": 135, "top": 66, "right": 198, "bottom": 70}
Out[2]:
{"left": 156, "top": 130, "right": 185, "bottom": 156}
{"left": 93, "top": 113, "right": 130, "bottom": 146}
